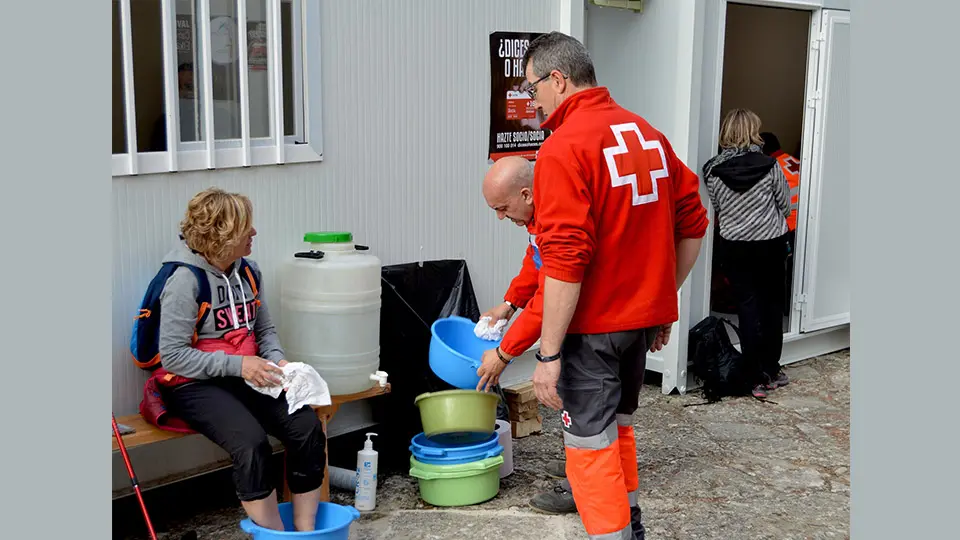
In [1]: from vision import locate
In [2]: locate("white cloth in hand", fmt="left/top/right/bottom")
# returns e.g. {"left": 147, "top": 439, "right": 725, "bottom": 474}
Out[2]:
{"left": 245, "top": 361, "right": 333, "bottom": 415}
{"left": 474, "top": 317, "right": 508, "bottom": 341}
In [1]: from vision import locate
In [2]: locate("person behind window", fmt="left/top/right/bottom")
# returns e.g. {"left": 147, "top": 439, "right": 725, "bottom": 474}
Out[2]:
{"left": 147, "top": 63, "right": 196, "bottom": 152}
{"left": 702, "top": 109, "right": 792, "bottom": 398}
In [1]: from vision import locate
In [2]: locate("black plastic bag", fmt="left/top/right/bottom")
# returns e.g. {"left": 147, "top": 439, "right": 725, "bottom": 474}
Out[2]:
{"left": 371, "top": 259, "right": 509, "bottom": 471}
{"left": 688, "top": 316, "right": 753, "bottom": 402}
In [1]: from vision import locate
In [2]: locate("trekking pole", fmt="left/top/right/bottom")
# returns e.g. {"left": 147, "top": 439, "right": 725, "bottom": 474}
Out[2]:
{"left": 112, "top": 414, "right": 158, "bottom": 540}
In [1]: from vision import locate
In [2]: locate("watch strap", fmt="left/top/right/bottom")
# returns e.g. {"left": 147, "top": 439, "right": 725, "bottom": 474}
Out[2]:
{"left": 536, "top": 350, "right": 562, "bottom": 363}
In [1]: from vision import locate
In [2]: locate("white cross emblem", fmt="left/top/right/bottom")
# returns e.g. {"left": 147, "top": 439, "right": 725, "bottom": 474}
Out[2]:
{"left": 602, "top": 122, "right": 669, "bottom": 206}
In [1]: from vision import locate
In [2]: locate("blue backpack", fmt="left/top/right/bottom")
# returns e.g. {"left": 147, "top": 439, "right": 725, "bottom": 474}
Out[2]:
{"left": 130, "top": 258, "right": 260, "bottom": 371}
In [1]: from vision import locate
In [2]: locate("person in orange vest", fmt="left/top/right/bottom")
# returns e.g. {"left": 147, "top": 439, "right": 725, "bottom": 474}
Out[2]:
{"left": 474, "top": 32, "right": 709, "bottom": 539}
{"left": 761, "top": 132, "right": 800, "bottom": 312}
{"left": 760, "top": 132, "right": 800, "bottom": 233}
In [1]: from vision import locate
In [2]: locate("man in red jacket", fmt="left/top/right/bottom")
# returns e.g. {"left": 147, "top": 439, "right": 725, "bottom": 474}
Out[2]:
{"left": 475, "top": 32, "right": 709, "bottom": 539}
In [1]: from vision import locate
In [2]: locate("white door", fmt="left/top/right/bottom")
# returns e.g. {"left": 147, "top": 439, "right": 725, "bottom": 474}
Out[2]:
{"left": 798, "top": 9, "right": 850, "bottom": 332}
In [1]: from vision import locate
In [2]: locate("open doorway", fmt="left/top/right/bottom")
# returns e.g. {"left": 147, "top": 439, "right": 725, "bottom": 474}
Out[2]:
{"left": 708, "top": 3, "right": 812, "bottom": 341}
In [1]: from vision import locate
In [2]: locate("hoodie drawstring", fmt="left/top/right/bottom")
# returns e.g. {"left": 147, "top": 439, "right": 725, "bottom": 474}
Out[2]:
{"left": 221, "top": 268, "right": 252, "bottom": 332}
{"left": 235, "top": 270, "right": 252, "bottom": 331}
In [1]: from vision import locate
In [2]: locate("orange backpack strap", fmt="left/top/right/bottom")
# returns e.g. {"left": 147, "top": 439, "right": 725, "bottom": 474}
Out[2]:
{"left": 240, "top": 259, "right": 262, "bottom": 307}
{"left": 192, "top": 301, "right": 211, "bottom": 345}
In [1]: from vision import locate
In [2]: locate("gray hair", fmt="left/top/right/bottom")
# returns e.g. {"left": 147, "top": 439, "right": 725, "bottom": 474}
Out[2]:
{"left": 522, "top": 31, "right": 597, "bottom": 87}
{"left": 514, "top": 159, "right": 534, "bottom": 189}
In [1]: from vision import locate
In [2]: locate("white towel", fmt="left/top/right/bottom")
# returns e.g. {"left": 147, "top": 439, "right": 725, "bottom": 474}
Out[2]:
{"left": 474, "top": 317, "right": 508, "bottom": 341}
{"left": 245, "top": 362, "right": 333, "bottom": 415}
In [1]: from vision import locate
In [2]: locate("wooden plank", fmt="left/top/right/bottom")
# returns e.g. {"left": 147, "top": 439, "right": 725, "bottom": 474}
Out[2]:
{"left": 331, "top": 383, "right": 391, "bottom": 405}
{"left": 112, "top": 415, "right": 189, "bottom": 452}
{"left": 511, "top": 415, "right": 543, "bottom": 438}
{"left": 503, "top": 381, "right": 536, "bottom": 402}
{"left": 315, "top": 383, "right": 392, "bottom": 417}
{"left": 503, "top": 380, "right": 534, "bottom": 395}
{"left": 509, "top": 406, "right": 540, "bottom": 422}
{"left": 505, "top": 395, "right": 535, "bottom": 404}
{"left": 509, "top": 399, "right": 539, "bottom": 414}
{"left": 112, "top": 385, "right": 391, "bottom": 453}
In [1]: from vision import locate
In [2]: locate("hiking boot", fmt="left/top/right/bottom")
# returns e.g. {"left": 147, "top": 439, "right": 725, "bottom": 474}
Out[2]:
{"left": 765, "top": 370, "right": 790, "bottom": 390}
{"left": 530, "top": 479, "right": 578, "bottom": 514}
{"left": 630, "top": 506, "right": 647, "bottom": 540}
{"left": 751, "top": 384, "right": 768, "bottom": 399}
{"left": 543, "top": 459, "right": 567, "bottom": 479}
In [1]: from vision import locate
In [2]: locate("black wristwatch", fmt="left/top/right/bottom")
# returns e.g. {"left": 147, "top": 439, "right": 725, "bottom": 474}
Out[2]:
{"left": 536, "top": 350, "right": 562, "bottom": 363}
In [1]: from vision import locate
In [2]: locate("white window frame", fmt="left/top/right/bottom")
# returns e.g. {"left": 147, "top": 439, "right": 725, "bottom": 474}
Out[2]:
{"left": 112, "top": 0, "right": 323, "bottom": 177}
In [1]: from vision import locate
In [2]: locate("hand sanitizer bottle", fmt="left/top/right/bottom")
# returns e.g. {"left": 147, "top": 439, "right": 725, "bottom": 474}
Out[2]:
{"left": 355, "top": 433, "right": 378, "bottom": 511}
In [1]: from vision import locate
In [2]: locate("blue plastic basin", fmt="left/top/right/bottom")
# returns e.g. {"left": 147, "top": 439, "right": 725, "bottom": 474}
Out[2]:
{"left": 429, "top": 316, "right": 502, "bottom": 389}
{"left": 410, "top": 431, "right": 503, "bottom": 465}
{"left": 239, "top": 502, "right": 360, "bottom": 539}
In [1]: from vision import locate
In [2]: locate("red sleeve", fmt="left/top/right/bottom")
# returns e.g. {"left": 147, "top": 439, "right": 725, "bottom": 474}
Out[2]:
{"left": 665, "top": 137, "right": 709, "bottom": 240}
{"left": 504, "top": 243, "right": 539, "bottom": 308}
{"left": 534, "top": 153, "right": 596, "bottom": 283}
{"left": 499, "top": 273, "right": 545, "bottom": 357}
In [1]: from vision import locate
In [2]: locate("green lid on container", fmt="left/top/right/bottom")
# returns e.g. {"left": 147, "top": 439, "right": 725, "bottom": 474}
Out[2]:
{"left": 303, "top": 232, "right": 353, "bottom": 243}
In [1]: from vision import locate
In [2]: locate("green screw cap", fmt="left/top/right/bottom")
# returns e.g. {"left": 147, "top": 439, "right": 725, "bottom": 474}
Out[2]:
{"left": 303, "top": 232, "right": 353, "bottom": 243}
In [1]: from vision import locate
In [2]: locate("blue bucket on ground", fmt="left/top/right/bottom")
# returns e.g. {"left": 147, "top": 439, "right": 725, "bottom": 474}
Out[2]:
{"left": 429, "top": 316, "right": 502, "bottom": 389}
{"left": 410, "top": 431, "right": 503, "bottom": 465}
{"left": 238, "top": 502, "right": 360, "bottom": 539}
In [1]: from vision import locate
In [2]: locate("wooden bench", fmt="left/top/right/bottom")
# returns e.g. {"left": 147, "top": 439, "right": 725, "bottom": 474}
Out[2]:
{"left": 113, "top": 383, "right": 391, "bottom": 502}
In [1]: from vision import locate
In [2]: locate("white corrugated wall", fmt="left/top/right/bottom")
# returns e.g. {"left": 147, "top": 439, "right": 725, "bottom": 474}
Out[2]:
{"left": 113, "top": 0, "right": 562, "bottom": 414}
{"left": 112, "top": 0, "right": 564, "bottom": 491}
{"left": 585, "top": 0, "right": 703, "bottom": 391}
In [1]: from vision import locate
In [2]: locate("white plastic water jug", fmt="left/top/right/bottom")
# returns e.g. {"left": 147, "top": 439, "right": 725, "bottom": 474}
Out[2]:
{"left": 279, "top": 232, "right": 382, "bottom": 396}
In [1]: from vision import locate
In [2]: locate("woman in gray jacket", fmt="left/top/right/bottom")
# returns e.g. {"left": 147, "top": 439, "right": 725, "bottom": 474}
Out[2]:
{"left": 155, "top": 188, "right": 326, "bottom": 531}
{"left": 703, "top": 109, "right": 792, "bottom": 399}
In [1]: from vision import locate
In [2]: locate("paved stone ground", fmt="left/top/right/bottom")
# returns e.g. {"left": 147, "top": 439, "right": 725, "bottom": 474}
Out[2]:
{"left": 116, "top": 350, "right": 849, "bottom": 540}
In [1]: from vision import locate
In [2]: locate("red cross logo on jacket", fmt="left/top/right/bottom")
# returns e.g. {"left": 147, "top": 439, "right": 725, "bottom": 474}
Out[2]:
{"left": 602, "top": 122, "right": 670, "bottom": 206}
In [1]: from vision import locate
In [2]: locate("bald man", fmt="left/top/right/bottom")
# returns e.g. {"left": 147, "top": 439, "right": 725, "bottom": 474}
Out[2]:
{"left": 479, "top": 156, "right": 578, "bottom": 515}
{"left": 479, "top": 156, "right": 537, "bottom": 331}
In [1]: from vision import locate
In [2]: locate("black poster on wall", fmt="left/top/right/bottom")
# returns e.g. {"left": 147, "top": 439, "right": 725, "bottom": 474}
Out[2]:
{"left": 488, "top": 31, "right": 550, "bottom": 162}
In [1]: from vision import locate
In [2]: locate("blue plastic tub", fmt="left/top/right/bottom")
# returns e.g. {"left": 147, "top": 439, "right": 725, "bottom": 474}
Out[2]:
{"left": 238, "top": 502, "right": 360, "bottom": 539}
{"left": 429, "top": 316, "right": 502, "bottom": 389}
{"left": 410, "top": 431, "right": 503, "bottom": 465}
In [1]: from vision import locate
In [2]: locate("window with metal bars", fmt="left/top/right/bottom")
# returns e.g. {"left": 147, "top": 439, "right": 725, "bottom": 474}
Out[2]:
{"left": 112, "top": 0, "right": 322, "bottom": 177}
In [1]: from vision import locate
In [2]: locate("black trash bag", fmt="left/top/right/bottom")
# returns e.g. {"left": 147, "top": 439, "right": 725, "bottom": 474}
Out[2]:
{"left": 688, "top": 316, "right": 754, "bottom": 402}
{"left": 371, "top": 259, "right": 509, "bottom": 472}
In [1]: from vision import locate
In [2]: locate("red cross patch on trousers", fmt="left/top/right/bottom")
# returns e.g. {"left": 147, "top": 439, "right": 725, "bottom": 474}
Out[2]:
{"left": 561, "top": 410, "right": 572, "bottom": 428}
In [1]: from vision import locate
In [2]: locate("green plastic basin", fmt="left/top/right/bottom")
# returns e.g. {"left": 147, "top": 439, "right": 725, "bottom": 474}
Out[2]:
{"left": 414, "top": 390, "right": 499, "bottom": 441}
{"left": 409, "top": 455, "right": 504, "bottom": 507}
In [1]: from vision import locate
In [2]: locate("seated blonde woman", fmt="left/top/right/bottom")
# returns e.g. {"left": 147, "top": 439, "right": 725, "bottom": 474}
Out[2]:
{"left": 702, "top": 109, "right": 792, "bottom": 399}
{"left": 154, "top": 187, "right": 325, "bottom": 531}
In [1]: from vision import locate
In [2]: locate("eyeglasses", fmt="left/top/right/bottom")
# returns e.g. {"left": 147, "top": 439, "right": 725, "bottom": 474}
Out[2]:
{"left": 520, "top": 72, "right": 568, "bottom": 100}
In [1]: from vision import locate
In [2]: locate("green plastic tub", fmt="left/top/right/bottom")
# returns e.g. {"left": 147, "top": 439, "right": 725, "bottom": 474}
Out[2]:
{"left": 409, "top": 455, "right": 504, "bottom": 507}
{"left": 414, "top": 390, "right": 499, "bottom": 443}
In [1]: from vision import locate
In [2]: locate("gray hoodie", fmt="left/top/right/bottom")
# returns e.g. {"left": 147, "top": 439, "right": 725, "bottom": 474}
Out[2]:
{"left": 157, "top": 241, "right": 285, "bottom": 380}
